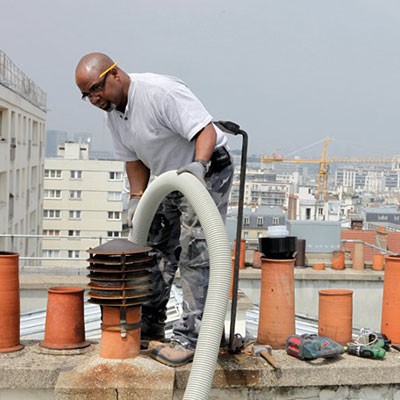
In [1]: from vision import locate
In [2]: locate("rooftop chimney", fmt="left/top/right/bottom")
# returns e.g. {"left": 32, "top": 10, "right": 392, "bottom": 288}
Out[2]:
{"left": 350, "top": 218, "right": 363, "bottom": 230}
{"left": 87, "top": 239, "right": 153, "bottom": 359}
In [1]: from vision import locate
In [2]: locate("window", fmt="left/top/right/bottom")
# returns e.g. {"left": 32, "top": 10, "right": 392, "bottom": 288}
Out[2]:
{"left": 31, "top": 166, "right": 38, "bottom": 187}
{"left": 44, "top": 169, "right": 62, "bottom": 179}
{"left": 10, "top": 137, "right": 16, "bottom": 161}
{"left": 108, "top": 211, "right": 121, "bottom": 220}
{"left": 70, "top": 170, "right": 82, "bottom": 179}
{"left": 32, "top": 121, "right": 39, "bottom": 145}
{"left": 0, "top": 172, "right": 6, "bottom": 203}
{"left": 243, "top": 216, "right": 250, "bottom": 226}
{"left": 44, "top": 189, "right": 61, "bottom": 199}
{"left": 68, "top": 250, "right": 80, "bottom": 258}
{"left": 257, "top": 217, "right": 264, "bottom": 227}
{"left": 68, "top": 230, "right": 80, "bottom": 237}
{"left": 69, "top": 210, "right": 81, "bottom": 219}
{"left": 0, "top": 109, "right": 4, "bottom": 140}
{"left": 22, "top": 116, "right": 27, "bottom": 144}
{"left": 15, "top": 170, "right": 20, "bottom": 197}
{"left": 109, "top": 171, "right": 122, "bottom": 181}
{"left": 306, "top": 208, "right": 311, "bottom": 220}
{"left": 43, "top": 210, "right": 61, "bottom": 219}
{"left": 69, "top": 190, "right": 82, "bottom": 200}
{"left": 43, "top": 250, "right": 60, "bottom": 258}
{"left": 272, "top": 217, "right": 280, "bottom": 225}
{"left": 108, "top": 191, "right": 122, "bottom": 201}
{"left": 43, "top": 230, "right": 60, "bottom": 236}
{"left": 10, "top": 111, "right": 15, "bottom": 137}
{"left": 318, "top": 208, "right": 324, "bottom": 216}
{"left": 107, "top": 231, "right": 121, "bottom": 237}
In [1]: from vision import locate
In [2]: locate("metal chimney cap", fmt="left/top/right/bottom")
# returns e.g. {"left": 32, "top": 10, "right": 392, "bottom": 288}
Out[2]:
{"left": 87, "top": 239, "right": 152, "bottom": 255}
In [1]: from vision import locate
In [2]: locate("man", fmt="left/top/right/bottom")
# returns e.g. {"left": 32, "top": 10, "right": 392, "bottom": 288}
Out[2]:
{"left": 75, "top": 52, "right": 234, "bottom": 367}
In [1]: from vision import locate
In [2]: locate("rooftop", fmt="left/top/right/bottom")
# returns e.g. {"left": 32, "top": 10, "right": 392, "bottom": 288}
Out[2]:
{"left": 0, "top": 50, "right": 46, "bottom": 111}
{"left": 3, "top": 224, "right": 400, "bottom": 398}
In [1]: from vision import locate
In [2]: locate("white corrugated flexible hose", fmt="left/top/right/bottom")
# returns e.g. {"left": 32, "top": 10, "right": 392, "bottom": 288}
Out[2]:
{"left": 129, "top": 170, "right": 231, "bottom": 400}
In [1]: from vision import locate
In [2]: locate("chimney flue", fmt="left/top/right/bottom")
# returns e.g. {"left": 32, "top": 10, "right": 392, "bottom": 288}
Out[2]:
{"left": 87, "top": 239, "right": 154, "bottom": 359}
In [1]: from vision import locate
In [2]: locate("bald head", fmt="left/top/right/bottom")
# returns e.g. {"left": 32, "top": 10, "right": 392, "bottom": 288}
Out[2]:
{"left": 75, "top": 52, "right": 115, "bottom": 83}
{"left": 75, "top": 52, "right": 130, "bottom": 113}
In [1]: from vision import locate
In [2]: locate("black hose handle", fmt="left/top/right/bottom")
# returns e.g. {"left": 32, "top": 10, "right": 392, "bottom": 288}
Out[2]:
{"left": 214, "top": 120, "right": 243, "bottom": 136}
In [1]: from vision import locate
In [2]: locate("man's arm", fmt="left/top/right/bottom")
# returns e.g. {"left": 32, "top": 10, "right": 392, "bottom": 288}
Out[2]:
{"left": 177, "top": 123, "right": 217, "bottom": 183}
{"left": 126, "top": 160, "right": 150, "bottom": 198}
{"left": 194, "top": 123, "right": 217, "bottom": 164}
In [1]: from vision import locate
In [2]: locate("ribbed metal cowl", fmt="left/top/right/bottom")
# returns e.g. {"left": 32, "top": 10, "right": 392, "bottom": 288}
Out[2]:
{"left": 86, "top": 239, "right": 154, "bottom": 307}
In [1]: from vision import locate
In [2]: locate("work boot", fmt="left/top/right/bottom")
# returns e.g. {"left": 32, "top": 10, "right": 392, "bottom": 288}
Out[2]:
{"left": 149, "top": 340, "right": 195, "bottom": 367}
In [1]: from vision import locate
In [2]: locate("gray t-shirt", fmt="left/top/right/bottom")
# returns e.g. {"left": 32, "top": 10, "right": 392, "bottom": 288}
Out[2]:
{"left": 106, "top": 73, "right": 228, "bottom": 176}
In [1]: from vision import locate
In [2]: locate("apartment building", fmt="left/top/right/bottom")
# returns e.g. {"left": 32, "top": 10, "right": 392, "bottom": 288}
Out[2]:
{"left": 335, "top": 166, "right": 391, "bottom": 193}
{"left": 0, "top": 50, "right": 47, "bottom": 260}
{"left": 229, "top": 165, "right": 300, "bottom": 208}
{"left": 226, "top": 205, "right": 286, "bottom": 248}
{"left": 42, "top": 142, "right": 125, "bottom": 267}
{"left": 230, "top": 180, "right": 293, "bottom": 208}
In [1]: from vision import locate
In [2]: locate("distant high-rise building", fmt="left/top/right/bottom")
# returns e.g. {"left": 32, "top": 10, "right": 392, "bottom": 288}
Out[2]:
{"left": 0, "top": 50, "right": 47, "bottom": 262}
{"left": 72, "top": 132, "right": 92, "bottom": 145}
{"left": 45, "top": 130, "right": 67, "bottom": 157}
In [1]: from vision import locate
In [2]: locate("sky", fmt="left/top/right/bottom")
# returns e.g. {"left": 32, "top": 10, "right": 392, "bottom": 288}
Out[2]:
{"left": 2, "top": 0, "right": 400, "bottom": 158}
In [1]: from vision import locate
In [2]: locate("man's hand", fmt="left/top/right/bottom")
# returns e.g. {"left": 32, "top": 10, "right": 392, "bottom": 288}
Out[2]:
{"left": 127, "top": 197, "right": 140, "bottom": 228}
{"left": 177, "top": 161, "right": 207, "bottom": 185}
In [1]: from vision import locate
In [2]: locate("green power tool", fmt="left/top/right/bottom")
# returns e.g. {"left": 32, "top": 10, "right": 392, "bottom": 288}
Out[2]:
{"left": 344, "top": 329, "right": 388, "bottom": 359}
{"left": 345, "top": 344, "right": 386, "bottom": 359}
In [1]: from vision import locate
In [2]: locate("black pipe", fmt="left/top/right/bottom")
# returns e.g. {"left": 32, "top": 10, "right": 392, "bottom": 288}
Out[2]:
{"left": 295, "top": 239, "right": 306, "bottom": 267}
{"left": 214, "top": 121, "right": 248, "bottom": 353}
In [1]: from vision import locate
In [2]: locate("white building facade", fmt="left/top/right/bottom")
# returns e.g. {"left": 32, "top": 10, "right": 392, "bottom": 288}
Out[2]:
{"left": 335, "top": 166, "right": 391, "bottom": 193}
{"left": 42, "top": 142, "right": 125, "bottom": 267}
{"left": 0, "top": 51, "right": 47, "bottom": 260}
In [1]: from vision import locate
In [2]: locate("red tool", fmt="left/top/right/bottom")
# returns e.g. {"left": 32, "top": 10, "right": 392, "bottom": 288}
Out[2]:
{"left": 286, "top": 334, "right": 344, "bottom": 360}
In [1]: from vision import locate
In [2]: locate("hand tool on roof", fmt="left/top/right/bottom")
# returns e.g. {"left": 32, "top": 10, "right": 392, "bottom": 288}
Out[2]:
{"left": 286, "top": 334, "right": 345, "bottom": 360}
{"left": 251, "top": 344, "right": 282, "bottom": 376}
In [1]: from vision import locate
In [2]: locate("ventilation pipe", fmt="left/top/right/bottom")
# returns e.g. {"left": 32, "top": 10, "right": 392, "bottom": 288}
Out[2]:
{"left": 86, "top": 239, "right": 153, "bottom": 359}
{"left": 130, "top": 170, "right": 231, "bottom": 400}
{"left": 352, "top": 242, "right": 364, "bottom": 270}
{"left": 381, "top": 255, "right": 400, "bottom": 344}
{"left": 257, "top": 257, "right": 296, "bottom": 348}
{"left": 0, "top": 252, "right": 24, "bottom": 353}
{"left": 318, "top": 289, "right": 353, "bottom": 345}
{"left": 40, "top": 287, "right": 89, "bottom": 350}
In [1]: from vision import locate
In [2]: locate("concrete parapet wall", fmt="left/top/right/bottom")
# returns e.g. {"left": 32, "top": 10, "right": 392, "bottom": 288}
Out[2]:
{"left": 1, "top": 342, "right": 400, "bottom": 399}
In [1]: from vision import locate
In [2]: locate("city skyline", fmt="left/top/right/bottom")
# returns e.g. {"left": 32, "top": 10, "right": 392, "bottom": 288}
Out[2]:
{"left": 2, "top": 1, "right": 400, "bottom": 158}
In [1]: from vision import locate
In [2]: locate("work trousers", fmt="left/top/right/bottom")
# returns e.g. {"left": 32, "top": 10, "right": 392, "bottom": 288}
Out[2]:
{"left": 142, "top": 161, "right": 234, "bottom": 349}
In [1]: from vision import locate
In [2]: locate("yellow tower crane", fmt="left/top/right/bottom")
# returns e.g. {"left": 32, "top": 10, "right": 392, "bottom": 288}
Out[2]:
{"left": 261, "top": 137, "right": 400, "bottom": 202}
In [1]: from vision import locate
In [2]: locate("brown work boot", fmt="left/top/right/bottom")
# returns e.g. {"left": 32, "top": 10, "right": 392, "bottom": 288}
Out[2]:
{"left": 149, "top": 340, "right": 195, "bottom": 367}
